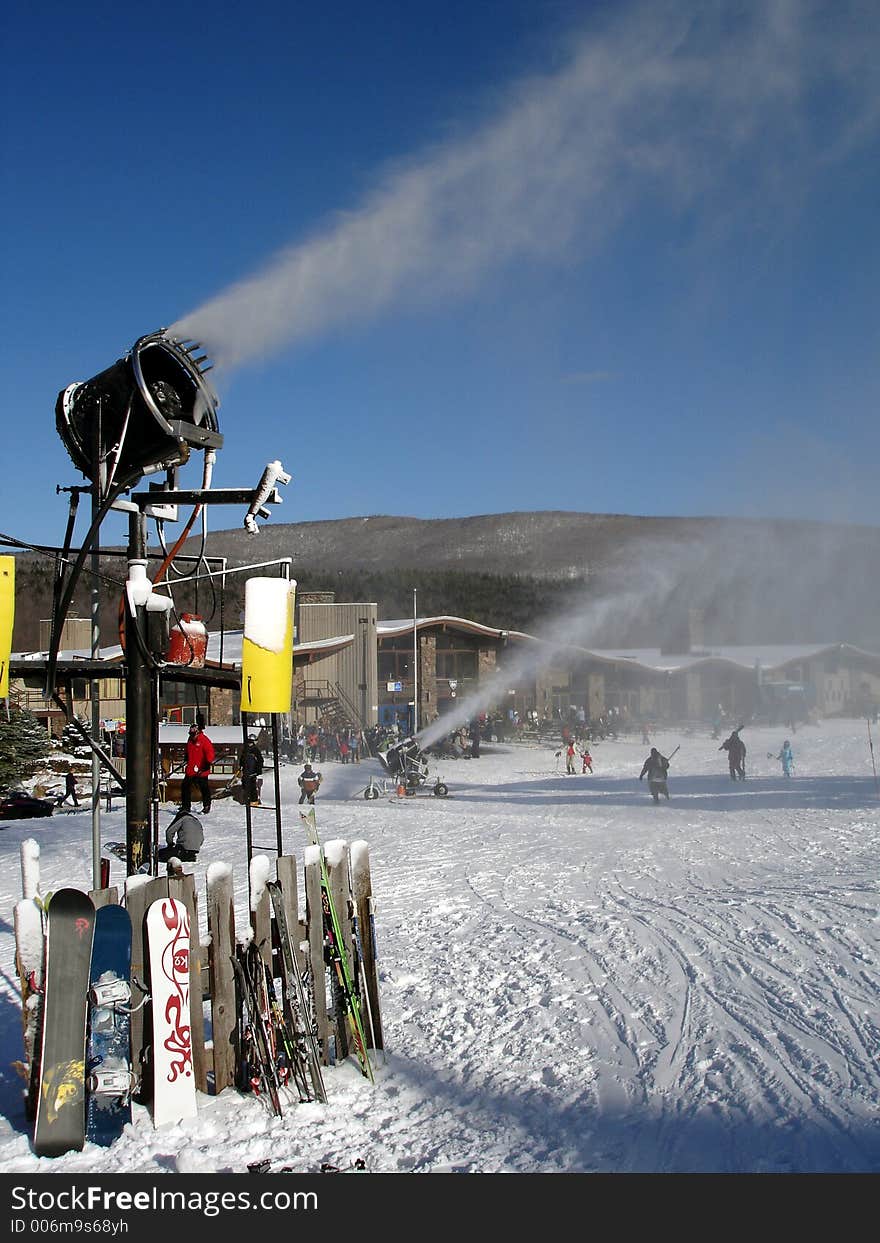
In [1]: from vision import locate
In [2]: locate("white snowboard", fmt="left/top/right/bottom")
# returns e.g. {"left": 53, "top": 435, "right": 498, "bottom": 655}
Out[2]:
{"left": 146, "top": 897, "right": 197, "bottom": 1127}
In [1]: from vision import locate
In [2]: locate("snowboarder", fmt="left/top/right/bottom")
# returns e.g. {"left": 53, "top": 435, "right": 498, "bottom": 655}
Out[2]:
{"left": 157, "top": 809, "right": 204, "bottom": 869}
{"left": 298, "top": 762, "right": 322, "bottom": 804}
{"left": 775, "top": 739, "right": 795, "bottom": 778}
{"left": 719, "top": 729, "right": 746, "bottom": 780}
{"left": 639, "top": 747, "right": 671, "bottom": 803}
{"left": 240, "top": 736, "right": 264, "bottom": 805}
{"left": 582, "top": 746, "right": 593, "bottom": 774}
{"left": 181, "top": 722, "right": 215, "bottom": 813}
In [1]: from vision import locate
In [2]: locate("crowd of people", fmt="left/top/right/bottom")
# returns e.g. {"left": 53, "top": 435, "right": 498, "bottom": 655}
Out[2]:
{"left": 279, "top": 725, "right": 364, "bottom": 765}
{"left": 157, "top": 713, "right": 801, "bottom": 871}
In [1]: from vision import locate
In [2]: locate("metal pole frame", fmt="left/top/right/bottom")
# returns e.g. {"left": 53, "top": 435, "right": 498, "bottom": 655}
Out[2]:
{"left": 413, "top": 587, "right": 418, "bottom": 737}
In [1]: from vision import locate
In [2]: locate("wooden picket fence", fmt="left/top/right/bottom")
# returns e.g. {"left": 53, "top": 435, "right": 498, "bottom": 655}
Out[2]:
{"left": 14, "top": 839, "right": 383, "bottom": 1107}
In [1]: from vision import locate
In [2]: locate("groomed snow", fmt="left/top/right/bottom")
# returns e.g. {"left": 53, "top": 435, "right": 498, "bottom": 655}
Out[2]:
{"left": 0, "top": 718, "right": 877, "bottom": 1175}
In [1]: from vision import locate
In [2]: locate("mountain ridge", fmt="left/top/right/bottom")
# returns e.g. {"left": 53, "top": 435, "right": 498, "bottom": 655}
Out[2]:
{"left": 9, "top": 510, "right": 879, "bottom": 653}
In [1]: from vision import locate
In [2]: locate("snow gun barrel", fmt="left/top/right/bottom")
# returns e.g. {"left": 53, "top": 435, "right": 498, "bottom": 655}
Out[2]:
{"left": 55, "top": 329, "right": 223, "bottom": 487}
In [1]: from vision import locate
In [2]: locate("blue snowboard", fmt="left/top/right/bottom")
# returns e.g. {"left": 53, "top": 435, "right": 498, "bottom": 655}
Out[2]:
{"left": 86, "top": 903, "right": 133, "bottom": 1146}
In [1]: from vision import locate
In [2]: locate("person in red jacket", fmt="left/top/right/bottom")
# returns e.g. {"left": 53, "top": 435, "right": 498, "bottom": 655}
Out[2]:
{"left": 181, "top": 722, "right": 216, "bottom": 814}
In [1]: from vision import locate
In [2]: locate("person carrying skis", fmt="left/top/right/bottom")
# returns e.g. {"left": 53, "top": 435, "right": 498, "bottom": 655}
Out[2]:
{"left": 775, "top": 739, "right": 794, "bottom": 778}
{"left": 298, "top": 762, "right": 322, "bottom": 804}
{"left": 639, "top": 747, "right": 671, "bottom": 803}
{"left": 181, "top": 721, "right": 216, "bottom": 813}
{"left": 719, "top": 728, "right": 746, "bottom": 780}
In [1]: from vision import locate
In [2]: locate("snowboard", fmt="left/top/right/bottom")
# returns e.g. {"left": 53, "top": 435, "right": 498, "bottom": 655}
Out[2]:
{"left": 146, "top": 897, "right": 198, "bottom": 1128}
{"left": 86, "top": 903, "right": 133, "bottom": 1146}
{"left": 33, "top": 888, "right": 96, "bottom": 1157}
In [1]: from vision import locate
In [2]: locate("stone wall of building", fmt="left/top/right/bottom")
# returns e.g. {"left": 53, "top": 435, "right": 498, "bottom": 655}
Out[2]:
{"left": 418, "top": 632, "right": 437, "bottom": 727}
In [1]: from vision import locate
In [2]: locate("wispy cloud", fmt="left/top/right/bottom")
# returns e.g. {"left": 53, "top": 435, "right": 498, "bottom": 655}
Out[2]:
{"left": 172, "top": 1, "right": 880, "bottom": 372}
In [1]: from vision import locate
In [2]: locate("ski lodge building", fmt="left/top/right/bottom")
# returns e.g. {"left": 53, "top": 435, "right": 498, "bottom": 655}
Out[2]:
{"left": 9, "top": 597, "right": 880, "bottom": 750}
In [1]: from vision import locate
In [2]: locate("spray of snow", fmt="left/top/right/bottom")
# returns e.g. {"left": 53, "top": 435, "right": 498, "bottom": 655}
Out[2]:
{"left": 170, "top": 3, "right": 879, "bottom": 374}
{"left": 417, "top": 533, "right": 696, "bottom": 748}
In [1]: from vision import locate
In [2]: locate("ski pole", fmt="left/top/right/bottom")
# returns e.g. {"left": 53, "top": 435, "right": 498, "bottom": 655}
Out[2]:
{"left": 868, "top": 718, "right": 879, "bottom": 797}
{"left": 352, "top": 907, "right": 382, "bottom": 1064}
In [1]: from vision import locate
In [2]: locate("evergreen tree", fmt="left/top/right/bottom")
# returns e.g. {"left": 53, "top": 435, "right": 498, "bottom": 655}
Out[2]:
{"left": 58, "top": 717, "right": 93, "bottom": 761}
{"left": 0, "top": 707, "right": 51, "bottom": 787}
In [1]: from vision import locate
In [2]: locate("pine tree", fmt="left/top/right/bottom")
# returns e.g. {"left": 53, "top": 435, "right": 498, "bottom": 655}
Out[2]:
{"left": 58, "top": 717, "right": 93, "bottom": 762}
{"left": 0, "top": 706, "right": 51, "bottom": 787}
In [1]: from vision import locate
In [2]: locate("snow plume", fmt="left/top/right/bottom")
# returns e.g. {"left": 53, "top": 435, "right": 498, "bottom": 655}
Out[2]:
{"left": 169, "top": 2, "right": 880, "bottom": 373}
{"left": 417, "top": 533, "right": 698, "bottom": 748}
{"left": 416, "top": 516, "right": 880, "bottom": 749}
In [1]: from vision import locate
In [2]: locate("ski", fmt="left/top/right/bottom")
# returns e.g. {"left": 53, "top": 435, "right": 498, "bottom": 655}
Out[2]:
{"left": 232, "top": 943, "right": 282, "bottom": 1116}
{"left": 266, "top": 880, "right": 327, "bottom": 1103}
{"left": 262, "top": 962, "right": 311, "bottom": 1103}
{"left": 300, "top": 809, "right": 374, "bottom": 1083}
{"left": 231, "top": 954, "right": 266, "bottom": 1101}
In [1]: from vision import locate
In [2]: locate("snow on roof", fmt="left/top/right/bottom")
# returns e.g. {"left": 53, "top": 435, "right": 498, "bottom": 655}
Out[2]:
{"left": 378, "top": 615, "right": 533, "bottom": 642}
{"left": 584, "top": 643, "right": 874, "bottom": 673}
{"left": 14, "top": 627, "right": 878, "bottom": 680}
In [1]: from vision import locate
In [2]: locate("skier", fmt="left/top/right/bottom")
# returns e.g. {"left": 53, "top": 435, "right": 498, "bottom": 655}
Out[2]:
{"left": 775, "top": 739, "right": 795, "bottom": 778}
{"left": 719, "top": 728, "right": 746, "bottom": 780}
{"left": 240, "top": 736, "right": 264, "bottom": 805}
{"left": 157, "top": 808, "right": 204, "bottom": 869}
{"left": 639, "top": 747, "right": 671, "bottom": 803}
{"left": 565, "top": 739, "right": 578, "bottom": 774}
{"left": 298, "top": 762, "right": 322, "bottom": 805}
{"left": 581, "top": 745, "right": 593, "bottom": 774}
{"left": 181, "top": 722, "right": 216, "bottom": 813}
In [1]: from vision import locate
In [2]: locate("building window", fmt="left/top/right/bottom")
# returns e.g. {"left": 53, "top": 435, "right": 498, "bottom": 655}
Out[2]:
{"left": 437, "top": 651, "right": 477, "bottom": 680}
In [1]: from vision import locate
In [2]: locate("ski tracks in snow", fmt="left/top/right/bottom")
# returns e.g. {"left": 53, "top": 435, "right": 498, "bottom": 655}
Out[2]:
{"left": 371, "top": 770, "right": 880, "bottom": 1172}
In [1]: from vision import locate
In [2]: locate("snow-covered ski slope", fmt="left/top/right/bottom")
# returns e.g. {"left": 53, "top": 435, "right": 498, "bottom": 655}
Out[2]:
{"left": 0, "top": 718, "right": 877, "bottom": 1174}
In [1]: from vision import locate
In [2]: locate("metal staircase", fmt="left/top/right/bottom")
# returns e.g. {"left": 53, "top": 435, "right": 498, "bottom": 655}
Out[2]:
{"left": 299, "top": 680, "right": 367, "bottom": 733}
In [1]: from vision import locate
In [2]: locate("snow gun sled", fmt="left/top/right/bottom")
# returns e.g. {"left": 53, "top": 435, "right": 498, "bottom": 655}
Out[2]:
{"left": 363, "top": 737, "right": 449, "bottom": 799}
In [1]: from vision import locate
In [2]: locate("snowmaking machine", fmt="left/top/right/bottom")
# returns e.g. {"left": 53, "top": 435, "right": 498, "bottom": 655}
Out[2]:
{"left": 364, "top": 736, "right": 449, "bottom": 799}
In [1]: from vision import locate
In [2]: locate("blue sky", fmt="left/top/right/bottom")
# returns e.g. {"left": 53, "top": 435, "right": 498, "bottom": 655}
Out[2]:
{"left": 2, "top": 0, "right": 878, "bottom": 552}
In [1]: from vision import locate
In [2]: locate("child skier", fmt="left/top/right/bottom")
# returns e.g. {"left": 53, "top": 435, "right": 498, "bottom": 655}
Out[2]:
{"left": 581, "top": 746, "right": 593, "bottom": 774}
{"left": 775, "top": 739, "right": 795, "bottom": 778}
